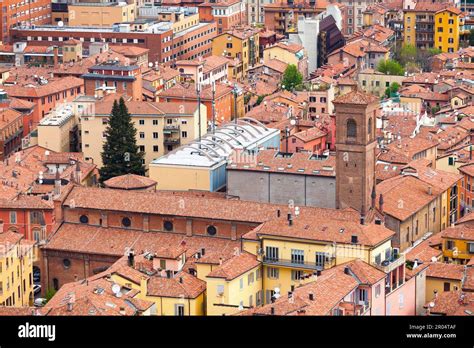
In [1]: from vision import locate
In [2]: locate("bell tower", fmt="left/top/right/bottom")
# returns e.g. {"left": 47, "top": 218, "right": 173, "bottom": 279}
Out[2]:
{"left": 333, "top": 89, "right": 379, "bottom": 215}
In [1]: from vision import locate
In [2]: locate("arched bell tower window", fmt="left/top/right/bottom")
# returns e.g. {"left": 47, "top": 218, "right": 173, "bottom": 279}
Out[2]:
{"left": 368, "top": 117, "right": 372, "bottom": 137}
{"left": 347, "top": 119, "right": 357, "bottom": 139}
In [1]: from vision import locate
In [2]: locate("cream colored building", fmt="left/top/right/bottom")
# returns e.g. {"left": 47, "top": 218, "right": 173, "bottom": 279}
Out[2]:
{"left": 79, "top": 98, "right": 207, "bottom": 170}
{"left": 68, "top": 2, "right": 136, "bottom": 27}
{"left": 358, "top": 69, "right": 405, "bottom": 97}
{"left": 37, "top": 104, "right": 77, "bottom": 153}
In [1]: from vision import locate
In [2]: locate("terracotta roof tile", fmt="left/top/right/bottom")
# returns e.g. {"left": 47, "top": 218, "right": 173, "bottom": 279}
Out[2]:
{"left": 206, "top": 252, "right": 259, "bottom": 280}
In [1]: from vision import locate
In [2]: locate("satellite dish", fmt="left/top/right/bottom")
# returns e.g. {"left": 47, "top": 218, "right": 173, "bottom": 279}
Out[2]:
{"left": 148, "top": 62, "right": 153, "bottom": 68}
{"left": 431, "top": 256, "right": 437, "bottom": 263}
{"left": 58, "top": 21, "right": 64, "bottom": 27}
{"left": 274, "top": 287, "right": 280, "bottom": 294}
{"left": 429, "top": 302, "right": 435, "bottom": 308}
{"left": 112, "top": 283, "right": 121, "bottom": 295}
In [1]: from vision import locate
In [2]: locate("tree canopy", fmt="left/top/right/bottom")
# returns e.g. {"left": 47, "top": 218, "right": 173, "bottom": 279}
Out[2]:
{"left": 282, "top": 64, "right": 303, "bottom": 91}
{"left": 377, "top": 59, "right": 405, "bottom": 76}
{"left": 99, "top": 97, "right": 145, "bottom": 183}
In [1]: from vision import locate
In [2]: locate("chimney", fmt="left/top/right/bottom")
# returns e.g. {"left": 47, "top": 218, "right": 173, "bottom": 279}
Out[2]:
{"left": 53, "top": 171, "right": 61, "bottom": 197}
{"left": 67, "top": 302, "right": 73, "bottom": 312}
{"left": 219, "top": 257, "right": 223, "bottom": 265}
{"left": 119, "top": 307, "right": 126, "bottom": 315}
{"left": 53, "top": 46, "right": 59, "bottom": 68}
{"left": 339, "top": 48, "right": 343, "bottom": 62}
{"left": 277, "top": 209, "right": 281, "bottom": 218}
{"left": 428, "top": 186, "right": 432, "bottom": 195}
{"left": 270, "top": 307, "right": 275, "bottom": 315}
{"left": 201, "top": 248, "right": 205, "bottom": 256}
{"left": 288, "top": 213, "right": 293, "bottom": 226}
{"left": 344, "top": 266, "right": 350, "bottom": 275}
{"left": 127, "top": 249, "right": 135, "bottom": 267}
{"left": 308, "top": 292, "right": 314, "bottom": 301}
{"left": 75, "top": 161, "right": 81, "bottom": 184}
{"left": 371, "top": 186, "right": 376, "bottom": 208}
{"left": 179, "top": 277, "right": 183, "bottom": 283}
{"left": 379, "top": 194, "right": 384, "bottom": 213}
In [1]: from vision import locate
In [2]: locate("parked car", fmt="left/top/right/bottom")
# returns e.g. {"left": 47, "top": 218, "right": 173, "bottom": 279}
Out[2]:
{"left": 33, "top": 284, "right": 41, "bottom": 295}
{"left": 34, "top": 298, "right": 46, "bottom": 307}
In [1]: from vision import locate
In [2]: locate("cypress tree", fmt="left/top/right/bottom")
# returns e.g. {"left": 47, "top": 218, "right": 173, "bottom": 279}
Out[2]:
{"left": 99, "top": 97, "right": 145, "bottom": 183}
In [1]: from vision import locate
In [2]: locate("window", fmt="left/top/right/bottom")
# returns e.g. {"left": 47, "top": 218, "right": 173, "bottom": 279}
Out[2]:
{"left": 153, "top": 132, "right": 159, "bottom": 139}
{"left": 368, "top": 118, "right": 372, "bottom": 136}
{"left": 53, "top": 278, "right": 59, "bottom": 290}
{"left": 121, "top": 217, "right": 131, "bottom": 228}
{"left": 291, "top": 249, "right": 304, "bottom": 264}
{"left": 347, "top": 119, "right": 357, "bottom": 138}
{"left": 443, "top": 282, "right": 450, "bottom": 292}
{"left": 164, "top": 221, "right": 173, "bottom": 231}
{"left": 375, "top": 253, "right": 381, "bottom": 265}
{"left": 160, "top": 259, "right": 166, "bottom": 269}
{"left": 239, "top": 278, "right": 244, "bottom": 290}
{"left": 291, "top": 270, "right": 303, "bottom": 280}
{"left": 217, "top": 285, "right": 224, "bottom": 296}
{"left": 468, "top": 243, "right": 474, "bottom": 254}
{"left": 175, "top": 304, "right": 185, "bottom": 316}
{"left": 247, "top": 272, "right": 254, "bottom": 285}
{"left": 206, "top": 225, "right": 217, "bottom": 236}
{"left": 265, "top": 246, "right": 279, "bottom": 261}
{"left": 79, "top": 215, "right": 89, "bottom": 224}
{"left": 63, "top": 259, "right": 71, "bottom": 269}
{"left": 375, "top": 284, "right": 381, "bottom": 298}
{"left": 181, "top": 131, "right": 188, "bottom": 138}
{"left": 446, "top": 240, "right": 454, "bottom": 250}
{"left": 139, "top": 132, "right": 145, "bottom": 139}
{"left": 267, "top": 267, "right": 279, "bottom": 279}
{"left": 153, "top": 145, "right": 159, "bottom": 152}
{"left": 153, "top": 119, "right": 159, "bottom": 125}
{"left": 9, "top": 211, "right": 16, "bottom": 224}
{"left": 139, "top": 120, "right": 145, "bottom": 125}
{"left": 315, "top": 252, "right": 326, "bottom": 268}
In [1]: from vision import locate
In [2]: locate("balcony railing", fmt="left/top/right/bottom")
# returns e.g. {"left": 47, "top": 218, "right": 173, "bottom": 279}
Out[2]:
{"left": 163, "top": 125, "right": 180, "bottom": 131}
{"left": 263, "top": 256, "right": 329, "bottom": 271}
{"left": 163, "top": 138, "right": 180, "bottom": 145}
{"left": 373, "top": 253, "right": 405, "bottom": 273}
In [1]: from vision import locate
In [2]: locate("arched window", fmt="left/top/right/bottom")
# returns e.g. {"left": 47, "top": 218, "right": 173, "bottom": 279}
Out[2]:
{"left": 53, "top": 278, "right": 59, "bottom": 291}
{"left": 368, "top": 118, "right": 372, "bottom": 136}
{"left": 347, "top": 119, "right": 357, "bottom": 139}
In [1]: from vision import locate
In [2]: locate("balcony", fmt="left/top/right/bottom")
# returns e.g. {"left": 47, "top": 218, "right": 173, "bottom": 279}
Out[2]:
{"left": 163, "top": 125, "right": 180, "bottom": 132}
{"left": 163, "top": 138, "right": 180, "bottom": 146}
{"left": 373, "top": 253, "right": 405, "bottom": 274}
{"left": 263, "top": 256, "right": 330, "bottom": 271}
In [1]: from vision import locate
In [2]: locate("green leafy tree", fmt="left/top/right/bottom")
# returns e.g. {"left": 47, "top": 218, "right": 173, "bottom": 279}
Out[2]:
{"left": 377, "top": 59, "right": 405, "bottom": 76}
{"left": 282, "top": 64, "right": 303, "bottom": 91}
{"left": 384, "top": 82, "right": 400, "bottom": 98}
{"left": 470, "top": 29, "right": 474, "bottom": 46}
{"left": 99, "top": 98, "right": 145, "bottom": 183}
{"left": 399, "top": 44, "right": 417, "bottom": 66}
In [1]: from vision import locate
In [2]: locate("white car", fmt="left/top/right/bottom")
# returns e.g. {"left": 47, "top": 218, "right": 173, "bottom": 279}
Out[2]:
{"left": 33, "top": 284, "right": 41, "bottom": 295}
{"left": 34, "top": 298, "right": 46, "bottom": 307}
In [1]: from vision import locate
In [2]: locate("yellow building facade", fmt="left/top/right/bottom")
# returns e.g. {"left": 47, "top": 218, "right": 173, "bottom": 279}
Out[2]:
{"left": 243, "top": 233, "right": 393, "bottom": 301}
{"left": 0, "top": 231, "right": 34, "bottom": 307}
{"left": 212, "top": 29, "right": 259, "bottom": 77}
{"left": 434, "top": 8, "right": 461, "bottom": 53}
